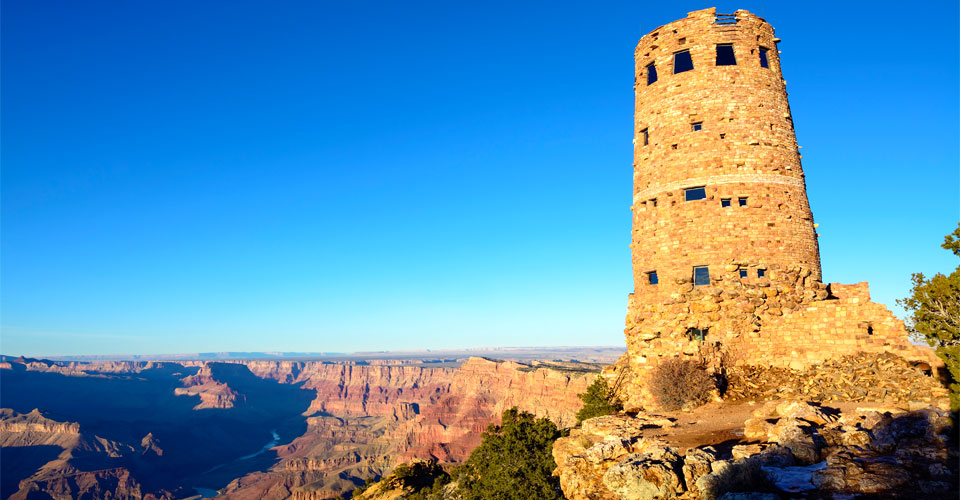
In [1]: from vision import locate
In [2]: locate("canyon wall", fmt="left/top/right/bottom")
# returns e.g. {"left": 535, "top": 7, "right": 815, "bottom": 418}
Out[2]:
{"left": 2, "top": 355, "right": 599, "bottom": 500}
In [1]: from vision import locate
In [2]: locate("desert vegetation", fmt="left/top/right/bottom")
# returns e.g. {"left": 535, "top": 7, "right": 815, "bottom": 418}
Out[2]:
{"left": 575, "top": 376, "right": 622, "bottom": 424}
{"left": 647, "top": 357, "right": 716, "bottom": 411}
{"left": 899, "top": 222, "right": 960, "bottom": 411}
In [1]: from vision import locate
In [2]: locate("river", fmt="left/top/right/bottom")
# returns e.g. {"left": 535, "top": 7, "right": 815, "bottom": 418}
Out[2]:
{"left": 193, "top": 429, "right": 281, "bottom": 498}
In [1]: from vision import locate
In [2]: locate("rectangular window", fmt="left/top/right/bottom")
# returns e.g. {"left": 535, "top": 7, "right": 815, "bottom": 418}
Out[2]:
{"left": 716, "top": 44, "right": 737, "bottom": 66}
{"left": 758, "top": 269, "right": 767, "bottom": 278}
{"left": 692, "top": 122, "right": 703, "bottom": 131}
{"left": 640, "top": 128, "right": 649, "bottom": 146}
{"left": 647, "top": 271, "right": 658, "bottom": 285}
{"left": 673, "top": 50, "right": 694, "bottom": 73}
{"left": 759, "top": 47, "right": 769, "bottom": 68}
{"left": 646, "top": 63, "right": 658, "bottom": 85}
{"left": 684, "top": 186, "right": 707, "bottom": 201}
{"left": 693, "top": 266, "right": 710, "bottom": 286}
{"left": 721, "top": 198, "right": 731, "bottom": 207}
{"left": 739, "top": 269, "right": 748, "bottom": 278}
{"left": 650, "top": 198, "right": 658, "bottom": 207}
{"left": 738, "top": 197, "right": 748, "bottom": 206}
{"left": 687, "top": 327, "right": 708, "bottom": 341}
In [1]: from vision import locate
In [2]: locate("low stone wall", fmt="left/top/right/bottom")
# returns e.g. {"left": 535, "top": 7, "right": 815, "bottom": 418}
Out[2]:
{"left": 617, "top": 263, "right": 942, "bottom": 410}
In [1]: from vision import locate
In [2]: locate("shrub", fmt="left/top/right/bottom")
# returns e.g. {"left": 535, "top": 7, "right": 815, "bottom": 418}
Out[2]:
{"left": 647, "top": 357, "right": 715, "bottom": 411}
{"left": 576, "top": 375, "right": 623, "bottom": 424}
{"left": 898, "top": 222, "right": 960, "bottom": 412}
{"left": 452, "top": 407, "right": 566, "bottom": 500}
{"left": 386, "top": 460, "right": 447, "bottom": 492}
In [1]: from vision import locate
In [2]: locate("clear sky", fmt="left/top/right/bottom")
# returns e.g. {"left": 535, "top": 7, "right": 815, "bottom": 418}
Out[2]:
{"left": 2, "top": 1, "right": 958, "bottom": 356}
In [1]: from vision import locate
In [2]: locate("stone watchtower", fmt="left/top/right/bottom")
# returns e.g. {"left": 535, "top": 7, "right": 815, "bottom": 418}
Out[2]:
{"left": 618, "top": 8, "right": 941, "bottom": 409}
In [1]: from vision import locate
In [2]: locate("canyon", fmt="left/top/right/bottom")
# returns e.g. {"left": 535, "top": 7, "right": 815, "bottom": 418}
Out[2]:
{"left": 0, "top": 350, "right": 616, "bottom": 499}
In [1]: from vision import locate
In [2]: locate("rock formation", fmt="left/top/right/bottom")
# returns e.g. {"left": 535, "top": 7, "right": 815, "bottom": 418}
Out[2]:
{"left": 553, "top": 400, "right": 957, "bottom": 499}
{"left": 1, "top": 355, "right": 597, "bottom": 499}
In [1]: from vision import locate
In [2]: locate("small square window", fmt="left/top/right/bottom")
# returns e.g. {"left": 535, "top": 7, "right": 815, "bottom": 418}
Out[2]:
{"left": 640, "top": 128, "right": 649, "bottom": 146}
{"left": 684, "top": 186, "right": 707, "bottom": 201}
{"left": 693, "top": 266, "right": 710, "bottom": 286}
{"left": 647, "top": 271, "right": 658, "bottom": 285}
{"left": 739, "top": 269, "right": 748, "bottom": 278}
{"left": 759, "top": 47, "right": 769, "bottom": 68}
{"left": 716, "top": 44, "right": 737, "bottom": 66}
{"left": 646, "top": 63, "right": 658, "bottom": 85}
{"left": 721, "top": 198, "right": 731, "bottom": 207}
{"left": 738, "top": 197, "right": 748, "bottom": 206}
{"left": 687, "top": 327, "right": 708, "bottom": 341}
{"left": 673, "top": 50, "right": 694, "bottom": 73}
{"left": 719, "top": 133, "right": 726, "bottom": 140}
{"left": 692, "top": 122, "right": 703, "bottom": 131}
{"left": 758, "top": 269, "right": 766, "bottom": 278}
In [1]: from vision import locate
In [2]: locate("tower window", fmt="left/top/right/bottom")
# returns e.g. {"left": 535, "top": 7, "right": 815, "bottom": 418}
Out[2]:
{"left": 692, "top": 122, "right": 703, "bottom": 131}
{"left": 640, "top": 128, "right": 649, "bottom": 146}
{"left": 716, "top": 44, "right": 737, "bottom": 66}
{"left": 684, "top": 186, "right": 707, "bottom": 201}
{"left": 687, "top": 327, "right": 709, "bottom": 341}
{"left": 673, "top": 50, "right": 694, "bottom": 73}
{"left": 721, "top": 198, "right": 731, "bottom": 207}
{"left": 693, "top": 266, "right": 710, "bottom": 286}
{"left": 739, "top": 269, "right": 748, "bottom": 278}
{"left": 647, "top": 271, "right": 658, "bottom": 285}
{"left": 758, "top": 269, "right": 767, "bottom": 278}
{"left": 646, "top": 63, "right": 658, "bottom": 85}
{"left": 738, "top": 197, "right": 748, "bottom": 206}
{"left": 759, "top": 47, "right": 770, "bottom": 68}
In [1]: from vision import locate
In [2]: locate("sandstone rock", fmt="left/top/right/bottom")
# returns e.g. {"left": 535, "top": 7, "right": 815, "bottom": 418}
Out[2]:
{"left": 682, "top": 446, "right": 718, "bottom": 493}
{"left": 602, "top": 448, "right": 684, "bottom": 500}
{"left": 869, "top": 408, "right": 952, "bottom": 461}
{"left": 769, "top": 418, "right": 821, "bottom": 464}
{"left": 743, "top": 417, "right": 773, "bottom": 441}
{"left": 774, "top": 400, "right": 833, "bottom": 425}
{"left": 695, "top": 457, "right": 766, "bottom": 500}
{"left": 812, "top": 452, "right": 910, "bottom": 494}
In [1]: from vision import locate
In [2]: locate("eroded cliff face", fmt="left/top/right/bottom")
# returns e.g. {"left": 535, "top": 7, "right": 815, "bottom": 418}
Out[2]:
{"left": 2, "top": 355, "right": 599, "bottom": 500}
{"left": 218, "top": 358, "right": 598, "bottom": 499}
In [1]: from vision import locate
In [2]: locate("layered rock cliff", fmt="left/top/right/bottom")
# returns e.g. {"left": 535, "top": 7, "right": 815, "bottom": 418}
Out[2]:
{"left": 2, "top": 355, "right": 601, "bottom": 500}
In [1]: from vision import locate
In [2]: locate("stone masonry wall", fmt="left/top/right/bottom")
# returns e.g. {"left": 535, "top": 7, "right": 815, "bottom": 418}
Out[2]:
{"left": 621, "top": 8, "right": 941, "bottom": 410}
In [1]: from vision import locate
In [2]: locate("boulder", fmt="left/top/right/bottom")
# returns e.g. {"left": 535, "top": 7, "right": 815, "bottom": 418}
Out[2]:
{"left": 602, "top": 447, "right": 684, "bottom": 500}
{"left": 695, "top": 457, "right": 766, "bottom": 500}
{"left": 769, "top": 418, "right": 821, "bottom": 464}
{"left": 743, "top": 417, "right": 773, "bottom": 441}
{"left": 813, "top": 452, "right": 910, "bottom": 494}
{"left": 682, "top": 446, "right": 718, "bottom": 493}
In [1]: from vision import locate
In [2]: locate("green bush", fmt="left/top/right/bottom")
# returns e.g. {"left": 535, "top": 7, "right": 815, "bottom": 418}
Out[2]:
{"left": 576, "top": 376, "right": 622, "bottom": 424}
{"left": 898, "top": 223, "right": 960, "bottom": 412}
{"left": 647, "top": 357, "right": 715, "bottom": 411}
{"left": 383, "top": 460, "right": 447, "bottom": 497}
{"left": 452, "top": 407, "right": 567, "bottom": 500}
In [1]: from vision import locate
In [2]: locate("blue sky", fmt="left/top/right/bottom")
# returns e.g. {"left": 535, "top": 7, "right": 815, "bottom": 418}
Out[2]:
{"left": 2, "top": 1, "right": 957, "bottom": 356}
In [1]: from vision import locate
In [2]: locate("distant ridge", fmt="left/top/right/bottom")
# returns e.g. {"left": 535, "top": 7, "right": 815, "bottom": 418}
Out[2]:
{"left": 4, "top": 346, "right": 625, "bottom": 363}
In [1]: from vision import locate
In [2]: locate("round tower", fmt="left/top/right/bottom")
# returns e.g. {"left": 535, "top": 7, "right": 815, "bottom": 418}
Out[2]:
{"left": 610, "top": 7, "right": 946, "bottom": 412}
{"left": 622, "top": 8, "right": 822, "bottom": 395}
{"left": 629, "top": 8, "right": 820, "bottom": 309}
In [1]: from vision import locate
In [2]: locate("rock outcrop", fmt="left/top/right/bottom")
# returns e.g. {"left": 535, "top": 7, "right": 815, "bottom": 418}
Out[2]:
{"left": 553, "top": 400, "right": 957, "bottom": 500}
